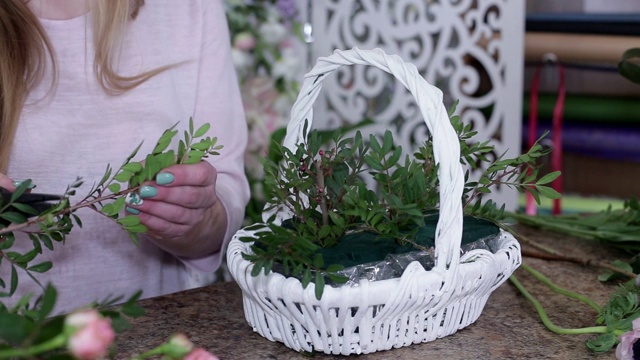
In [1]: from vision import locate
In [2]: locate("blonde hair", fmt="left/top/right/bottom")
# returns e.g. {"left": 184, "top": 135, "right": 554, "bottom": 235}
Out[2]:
{"left": 0, "top": 0, "right": 171, "bottom": 172}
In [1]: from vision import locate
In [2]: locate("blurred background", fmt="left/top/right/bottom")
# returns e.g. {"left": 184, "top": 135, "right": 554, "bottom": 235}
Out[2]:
{"left": 225, "top": 0, "right": 640, "bottom": 218}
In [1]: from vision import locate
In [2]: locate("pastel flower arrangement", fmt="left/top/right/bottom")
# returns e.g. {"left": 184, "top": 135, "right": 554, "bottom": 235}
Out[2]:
{"left": 224, "top": 0, "right": 304, "bottom": 222}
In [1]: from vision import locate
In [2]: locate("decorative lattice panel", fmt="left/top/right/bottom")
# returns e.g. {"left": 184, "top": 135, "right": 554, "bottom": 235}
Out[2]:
{"left": 299, "top": 0, "right": 525, "bottom": 209}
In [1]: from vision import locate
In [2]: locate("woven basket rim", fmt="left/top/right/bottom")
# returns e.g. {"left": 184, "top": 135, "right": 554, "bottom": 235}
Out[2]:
{"left": 230, "top": 227, "right": 517, "bottom": 300}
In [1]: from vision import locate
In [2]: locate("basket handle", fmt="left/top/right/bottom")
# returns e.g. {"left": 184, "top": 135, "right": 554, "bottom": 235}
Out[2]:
{"left": 282, "top": 47, "right": 465, "bottom": 273}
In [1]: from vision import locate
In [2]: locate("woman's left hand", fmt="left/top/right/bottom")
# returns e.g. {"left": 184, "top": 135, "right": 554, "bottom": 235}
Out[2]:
{"left": 124, "top": 161, "right": 227, "bottom": 257}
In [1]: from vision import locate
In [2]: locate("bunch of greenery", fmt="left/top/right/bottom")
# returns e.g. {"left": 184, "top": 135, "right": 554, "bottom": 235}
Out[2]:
{"left": 0, "top": 118, "right": 221, "bottom": 358}
{"left": 242, "top": 102, "right": 560, "bottom": 299}
{"left": 510, "top": 262, "right": 640, "bottom": 353}
{"left": 511, "top": 198, "right": 640, "bottom": 254}
{"left": 502, "top": 49, "right": 640, "bottom": 356}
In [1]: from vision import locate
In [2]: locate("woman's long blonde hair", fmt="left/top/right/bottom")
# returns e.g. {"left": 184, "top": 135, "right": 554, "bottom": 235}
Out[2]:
{"left": 0, "top": 0, "right": 170, "bottom": 172}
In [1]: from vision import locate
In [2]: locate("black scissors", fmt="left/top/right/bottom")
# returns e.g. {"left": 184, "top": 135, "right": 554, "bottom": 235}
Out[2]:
{"left": 0, "top": 187, "right": 63, "bottom": 215}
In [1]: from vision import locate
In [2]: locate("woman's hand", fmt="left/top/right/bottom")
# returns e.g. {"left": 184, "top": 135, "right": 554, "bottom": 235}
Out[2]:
{"left": 124, "top": 161, "right": 228, "bottom": 259}
{"left": 0, "top": 173, "right": 15, "bottom": 191}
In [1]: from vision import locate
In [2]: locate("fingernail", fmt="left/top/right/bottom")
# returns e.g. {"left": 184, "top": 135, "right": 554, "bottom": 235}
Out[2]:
{"left": 13, "top": 180, "right": 36, "bottom": 189}
{"left": 126, "top": 206, "right": 140, "bottom": 215}
{"left": 125, "top": 193, "right": 144, "bottom": 206}
{"left": 140, "top": 185, "right": 157, "bottom": 198}
{"left": 156, "top": 172, "right": 174, "bottom": 185}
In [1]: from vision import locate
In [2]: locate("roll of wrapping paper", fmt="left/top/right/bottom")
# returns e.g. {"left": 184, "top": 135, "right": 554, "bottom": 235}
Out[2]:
{"left": 525, "top": 32, "right": 640, "bottom": 64}
{"left": 527, "top": 62, "right": 564, "bottom": 216}
{"left": 523, "top": 94, "right": 640, "bottom": 124}
{"left": 526, "top": 13, "right": 640, "bottom": 37}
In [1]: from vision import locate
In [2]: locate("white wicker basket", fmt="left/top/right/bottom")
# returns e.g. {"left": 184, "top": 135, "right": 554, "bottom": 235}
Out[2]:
{"left": 227, "top": 48, "right": 521, "bottom": 355}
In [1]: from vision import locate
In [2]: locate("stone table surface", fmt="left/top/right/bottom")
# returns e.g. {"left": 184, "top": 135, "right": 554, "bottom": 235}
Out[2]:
{"left": 115, "top": 227, "right": 624, "bottom": 359}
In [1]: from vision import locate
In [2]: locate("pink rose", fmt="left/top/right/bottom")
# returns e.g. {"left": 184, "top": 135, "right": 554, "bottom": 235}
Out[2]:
{"left": 616, "top": 317, "right": 640, "bottom": 360}
{"left": 65, "top": 309, "right": 115, "bottom": 360}
{"left": 184, "top": 348, "right": 219, "bottom": 360}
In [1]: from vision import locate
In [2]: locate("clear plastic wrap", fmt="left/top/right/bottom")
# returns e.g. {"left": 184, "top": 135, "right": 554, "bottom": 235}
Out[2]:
{"left": 327, "top": 233, "right": 498, "bottom": 286}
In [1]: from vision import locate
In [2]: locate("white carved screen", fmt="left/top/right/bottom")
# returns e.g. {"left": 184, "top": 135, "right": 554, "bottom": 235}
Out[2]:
{"left": 299, "top": 0, "right": 525, "bottom": 210}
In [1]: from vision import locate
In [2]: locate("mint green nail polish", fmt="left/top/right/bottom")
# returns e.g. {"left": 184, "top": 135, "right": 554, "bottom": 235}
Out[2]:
{"left": 125, "top": 193, "right": 144, "bottom": 206}
{"left": 126, "top": 206, "right": 140, "bottom": 215}
{"left": 156, "top": 172, "right": 175, "bottom": 185}
{"left": 140, "top": 185, "right": 157, "bottom": 198}
{"left": 13, "top": 180, "right": 36, "bottom": 189}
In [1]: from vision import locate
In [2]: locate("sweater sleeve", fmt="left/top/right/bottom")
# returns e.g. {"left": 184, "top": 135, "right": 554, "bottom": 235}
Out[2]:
{"left": 179, "top": 0, "right": 250, "bottom": 274}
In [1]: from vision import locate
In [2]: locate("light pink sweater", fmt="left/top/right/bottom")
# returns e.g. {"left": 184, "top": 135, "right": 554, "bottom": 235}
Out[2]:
{"left": 4, "top": 1, "right": 249, "bottom": 314}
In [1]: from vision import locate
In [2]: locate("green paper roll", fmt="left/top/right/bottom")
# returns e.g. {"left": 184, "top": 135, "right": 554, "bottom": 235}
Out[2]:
{"left": 523, "top": 93, "right": 640, "bottom": 124}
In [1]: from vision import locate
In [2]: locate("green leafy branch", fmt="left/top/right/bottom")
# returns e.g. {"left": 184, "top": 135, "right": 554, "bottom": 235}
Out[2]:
{"left": 511, "top": 263, "right": 640, "bottom": 353}
{"left": 243, "top": 102, "right": 560, "bottom": 300}
{"left": 0, "top": 118, "right": 222, "bottom": 298}
{"left": 510, "top": 198, "right": 640, "bottom": 254}
{"left": 444, "top": 100, "right": 561, "bottom": 221}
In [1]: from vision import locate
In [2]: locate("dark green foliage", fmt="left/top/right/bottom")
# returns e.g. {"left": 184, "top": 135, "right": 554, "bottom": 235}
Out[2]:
{"left": 512, "top": 198, "right": 640, "bottom": 254}
{"left": 245, "top": 101, "right": 557, "bottom": 299}
{"left": 587, "top": 279, "right": 640, "bottom": 352}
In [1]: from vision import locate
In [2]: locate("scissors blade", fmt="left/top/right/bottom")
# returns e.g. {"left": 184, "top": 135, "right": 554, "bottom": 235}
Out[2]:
{"left": 0, "top": 188, "right": 63, "bottom": 206}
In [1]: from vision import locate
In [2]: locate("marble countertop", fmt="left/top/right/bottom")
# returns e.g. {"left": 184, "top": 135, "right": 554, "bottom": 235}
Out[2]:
{"left": 115, "top": 227, "right": 622, "bottom": 359}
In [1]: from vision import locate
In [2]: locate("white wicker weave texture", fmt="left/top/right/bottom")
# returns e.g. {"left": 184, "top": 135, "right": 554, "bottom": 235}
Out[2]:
{"left": 227, "top": 48, "right": 522, "bottom": 355}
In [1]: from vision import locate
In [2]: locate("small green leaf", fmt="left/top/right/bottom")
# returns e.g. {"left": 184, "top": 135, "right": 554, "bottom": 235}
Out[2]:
{"left": 144, "top": 154, "right": 162, "bottom": 181}
{"left": 382, "top": 130, "right": 394, "bottom": 153}
{"left": 121, "top": 301, "right": 145, "bottom": 318}
{"left": 177, "top": 141, "right": 186, "bottom": 162}
{"left": 117, "top": 216, "right": 141, "bottom": 227}
{"left": 194, "top": 123, "right": 211, "bottom": 138}
{"left": 98, "top": 165, "right": 113, "bottom": 188}
{"left": 190, "top": 141, "right": 212, "bottom": 151}
{"left": 536, "top": 185, "right": 562, "bottom": 200}
{"left": 37, "top": 284, "right": 57, "bottom": 319}
{"left": 108, "top": 183, "right": 121, "bottom": 194}
{"left": 10, "top": 265, "right": 18, "bottom": 295}
{"left": 122, "top": 162, "right": 143, "bottom": 173}
{"left": 113, "top": 170, "right": 133, "bottom": 183}
{"left": 125, "top": 224, "right": 148, "bottom": 233}
{"left": 0, "top": 212, "right": 27, "bottom": 224}
{"left": 188, "top": 117, "right": 195, "bottom": 136}
{"left": 125, "top": 141, "right": 144, "bottom": 163}
{"left": 101, "top": 203, "right": 115, "bottom": 216}
{"left": 152, "top": 138, "right": 172, "bottom": 155}
{"left": 312, "top": 254, "right": 324, "bottom": 268}
{"left": 38, "top": 234, "right": 53, "bottom": 251}
{"left": 10, "top": 203, "right": 38, "bottom": 216}
{"left": 314, "top": 272, "right": 325, "bottom": 300}
{"left": 536, "top": 171, "right": 561, "bottom": 185}
{"left": 301, "top": 269, "right": 312, "bottom": 288}
{"left": 27, "top": 261, "right": 53, "bottom": 273}
{"left": 16, "top": 248, "right": 38, "bottom": 264}
{"left": 369, "top": 135, "right": 382, "bottom": 153}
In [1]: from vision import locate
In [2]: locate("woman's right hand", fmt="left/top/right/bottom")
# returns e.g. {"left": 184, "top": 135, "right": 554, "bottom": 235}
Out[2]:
{"left": 0, "top": 173, "right": 15, "bottom": 191}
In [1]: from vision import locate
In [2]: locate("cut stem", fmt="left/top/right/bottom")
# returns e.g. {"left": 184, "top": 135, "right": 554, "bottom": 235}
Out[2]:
{"left": 509, "top": 275, "right": 608, "bottom": 335}
{"left": 521, "top": 263, "right": 602, "bottom": 313}
{"left": 0, "top": 334, "right": 66, "bottom": 358}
